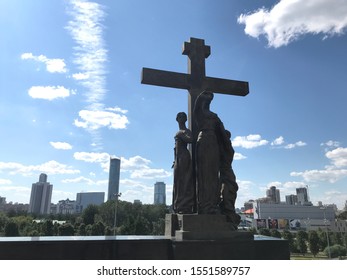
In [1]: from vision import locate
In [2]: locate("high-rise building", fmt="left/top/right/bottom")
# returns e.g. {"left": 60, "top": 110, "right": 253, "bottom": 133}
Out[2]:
{"left": 286, "top": 194, "right": 298, "bottom": 205}
{"left": 75, "top": 192, "right": 105, "bottom": 213}
{"left": 266, "top": 186, "right": 280, "bottom": 203}
{"left": 107, "top": 157, "right": 121, "bottom": 201}
{"left": 296, "top": 187, "right": 309, "bottom": 205}
{"left": 28, "top": 173, "right": 53, "bottom": 215}
{"left": 154, "top": 182, "right": 166, "bottom": 205}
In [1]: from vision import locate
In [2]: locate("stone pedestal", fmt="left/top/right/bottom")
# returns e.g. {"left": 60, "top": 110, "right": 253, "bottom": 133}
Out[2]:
{"left": 165, "top": 214, "right": 253, "bottom": 241}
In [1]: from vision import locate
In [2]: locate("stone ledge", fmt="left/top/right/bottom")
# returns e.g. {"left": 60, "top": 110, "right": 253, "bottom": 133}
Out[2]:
{"left": 0, "top": 235, "right": 290, "bottom": 260}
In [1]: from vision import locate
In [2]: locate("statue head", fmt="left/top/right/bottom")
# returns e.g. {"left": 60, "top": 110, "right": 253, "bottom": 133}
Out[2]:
{"left": 176, "top": 112, "right": 187, "bottom": 123}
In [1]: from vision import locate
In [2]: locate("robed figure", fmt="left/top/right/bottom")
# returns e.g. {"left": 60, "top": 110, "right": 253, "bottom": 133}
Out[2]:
{"left": 172, "top": 112, "right": 195, "bottom": 214}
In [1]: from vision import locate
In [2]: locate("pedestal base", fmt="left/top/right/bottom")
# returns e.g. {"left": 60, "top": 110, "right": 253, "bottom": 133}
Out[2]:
{"left": 166, "top": 214, "right": 253, "bottom": 241}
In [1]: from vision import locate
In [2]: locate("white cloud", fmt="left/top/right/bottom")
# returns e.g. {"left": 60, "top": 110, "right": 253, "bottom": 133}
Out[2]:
{"left": 321, "top": 140, "right": 340, "bottom": 148}
{"left": 50, "top": 141, "right": 73, "bottom": 150}
{"left": 21, "top": 52, "right": 67, "bottom": 73}
{"left": 74, "top": 151, "right": 111, "bottom": 171}
{"left": 66, "top": 0, "right": 107, "bottom": 107}
{"left": 234, "top": 153, "right": 247, "bottom": 160}
{"left": 284, "top": 141, "right": 307, "bottom": 149}
{"left": 0, "top": 160, "right": 80, "bottom": 176}
{"left": 232, "top": 134, "right": 268, "bottom": 149}
{"left": 120, "top": 156, "right": 172, "bottom": 179}
{"left": 291, "top": 146, "right": 347, "bottom": 183}
{"left": 62, "top": 176, "right": 107, "bottom": 186}
{"left": 271, "top": 136, "right": 284, "bottom": 146}
{"left": 326, "top": 147, "right": 347, "bottom": 168}
{"left": 291, "top": 168, "right": 347, "bottom": 183}
{"left": 74, "top": 108, "right": 129, "bottom": 130}
{"left": 120, "top": 156, "right": 152, "bottom": 171}
{"left": 28, "top": 86, "right": 75, "bottom": 100}
{"left": 72, "top": 72, "right": 89, "bottom": 80}
{"left": 237, "top": 0, "right": 347, "bottom": 48}
{"left": 105, "top": 106, "right": 128, "bottom": 114}
{"left": 130, "top": 168, "right": 171, "bottom": 179}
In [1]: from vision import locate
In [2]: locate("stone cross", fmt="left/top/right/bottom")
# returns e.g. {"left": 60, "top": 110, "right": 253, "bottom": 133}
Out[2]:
{"left": 141, "top": 37, "right": 249, "bottom": 140}
{"left": 141, "top": 37, "right": 249, "bottom": 212}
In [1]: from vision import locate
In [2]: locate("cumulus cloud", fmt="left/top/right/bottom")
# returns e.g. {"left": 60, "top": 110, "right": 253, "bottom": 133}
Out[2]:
{"left": 326, "top": 147, "right": 347, "bottom": 168}
{"left": 284, "top": 141, "right": 307, "bottom": 149}
{"left": 271, "top": 136, "right": 284, "bottom": 146}
{"left": 50, "top": 141, "right": 73, "bottom": 150}
{"left": 74, "top": 108, "right": 129, "bottom": 130}
{"left": 121, "top": 156, "right": 152, "bottom": 171}
{"left": 0, "top": 160, "right": 80, "bottom": 176}
{"left": 291, "top": 147, "right": 347, "bottom": 183}
{"left": 270, "top": 136, "right": 307, "bottom": 149}
{"left": 62, "top": 176, "right": 107, "bottom": 186}
{"left": 130, "top": 168, "right": 171, "bottom": 179}
{"left": 232, "top": 134, "right": 268, "bottom": 149}
{"left": 73, "top": 151, "right": 111, "bottom": 171}
{"left": 234, "top": 153, "right": 247, "bottom": 160}
{"left": 121, "top": 156, "right": 171, "bottom": 179}
{"left": 21, "top": 52, "right": 67, "bottom": 73}
{"left": 237, "top": 0, "right": 347, "bottom": 48}
{"left": 28, "top": 86, "right": 75, "bottom": 100}
{"left": 291, "top": 168, "right": 347, "bottom": 184}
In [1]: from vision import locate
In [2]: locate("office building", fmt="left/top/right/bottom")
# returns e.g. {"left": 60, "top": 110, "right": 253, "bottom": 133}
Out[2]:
{"left": 154, "top": 182, "right": 166, "bottom": 205}
{"left": 285, "top": 194, "right": 298, "bottom": 205}
{"left": 51, "top": 198, "right": 76, "bottom": 215}
{"left": 296, "top": 187, "right": 311, "bottom": 205}
{"left": 75, "top": 192, "right": 105, "bottom": 213}
{"left": 28, "top": 173, "right": 53, "bottom": 215}
{"left": 107, "top": 157, "right": 121, "bottom": 201}
{"left": 266, "top": 186, "right": 280, "bottom": 203}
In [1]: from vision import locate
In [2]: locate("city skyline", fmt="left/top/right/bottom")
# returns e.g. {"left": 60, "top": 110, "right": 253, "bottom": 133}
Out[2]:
{"left": 1, "top": 0, "right": 347, "bottom": 209}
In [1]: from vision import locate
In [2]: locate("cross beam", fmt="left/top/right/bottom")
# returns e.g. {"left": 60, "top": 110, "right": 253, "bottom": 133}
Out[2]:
{"left": 141, "top": 37, "right": 249, "bottom": 135}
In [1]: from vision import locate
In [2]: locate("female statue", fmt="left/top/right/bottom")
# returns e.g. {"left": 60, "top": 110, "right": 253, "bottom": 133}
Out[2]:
{"left": 172, "top": 112, "right": 194, "bottom": 214}
{"left": 194, "top": 91, "right": 228, "bottom": 214}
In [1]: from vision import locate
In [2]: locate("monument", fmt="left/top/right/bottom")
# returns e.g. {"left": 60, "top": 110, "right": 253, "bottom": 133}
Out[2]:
{"left": 142, "top": 37, "right": 250, "bottom": 241}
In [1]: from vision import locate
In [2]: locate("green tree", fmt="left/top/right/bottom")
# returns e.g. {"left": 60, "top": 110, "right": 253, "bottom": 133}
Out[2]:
{"left": 78, "top": 223, "right": 87, "bottom": 236}
{"left": 337, "top": 211, "right": 347, "bottom": 220}
{"left": 41, "top": 220, "right": 54, "bottom": 236}
{"left": 296, "top": 230, "right": 308, "bottom": 255}
{"left": 82, "top": 204, "right": 100, "bottom": 225}
{"left": 258, "top": 228, "right": 271, "bottom": 236}
{"left": 152, "top": 218, "right": 165, "bottom": 235}
{"left": 324, "top": 244, "right": 346, "bottom": 258}
{"left": 134, "top": 216, "right": 151, "bottom": 235}
{"left": 282, "top": 230, "right": 295, "bottom": 252}
{"left": 91, "top": 221, "right": 106, "bottom": 235}
{"left": 58, "top": 223, "right": 75, "bottom": 236}
{"left": 270, "top": 229, "right": 282, "bottom": 238}
{"left": 4, "top": 220, "right": 20, "bottom": 237}
{"left": 308, "top": 230, "right": 320, "bottom": 257}
{"left": 0, "top": 212, "right": 10, "bottom": 235}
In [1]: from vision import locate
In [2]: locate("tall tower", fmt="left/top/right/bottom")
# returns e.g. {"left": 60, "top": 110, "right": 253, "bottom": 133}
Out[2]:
{"left": 154, "top": 182, "right": 166, "bottom": 205}
{"left": 28, "top": 173, "right": 53, "bottom": 214}
{"left": 266, "top": 186, "right": 280, "bottom": 203}
{"left": 107, "top": 157, "right": 121, "bottom": 201}
{"left": 296, "top": 187, "right": 309, "bottom": 205}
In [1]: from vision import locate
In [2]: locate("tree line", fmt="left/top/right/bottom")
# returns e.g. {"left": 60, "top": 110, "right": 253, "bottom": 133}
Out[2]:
{"left": 0, "top": 200, "right": 168, "bottom": 237}
{"left": 256, "top": 227, "right": 347, "bottom": 258}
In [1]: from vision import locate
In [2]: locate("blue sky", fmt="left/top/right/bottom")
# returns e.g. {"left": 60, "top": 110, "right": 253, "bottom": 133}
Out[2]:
{"left": 1, "top": 0, "right": 347, "bottom": 210}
